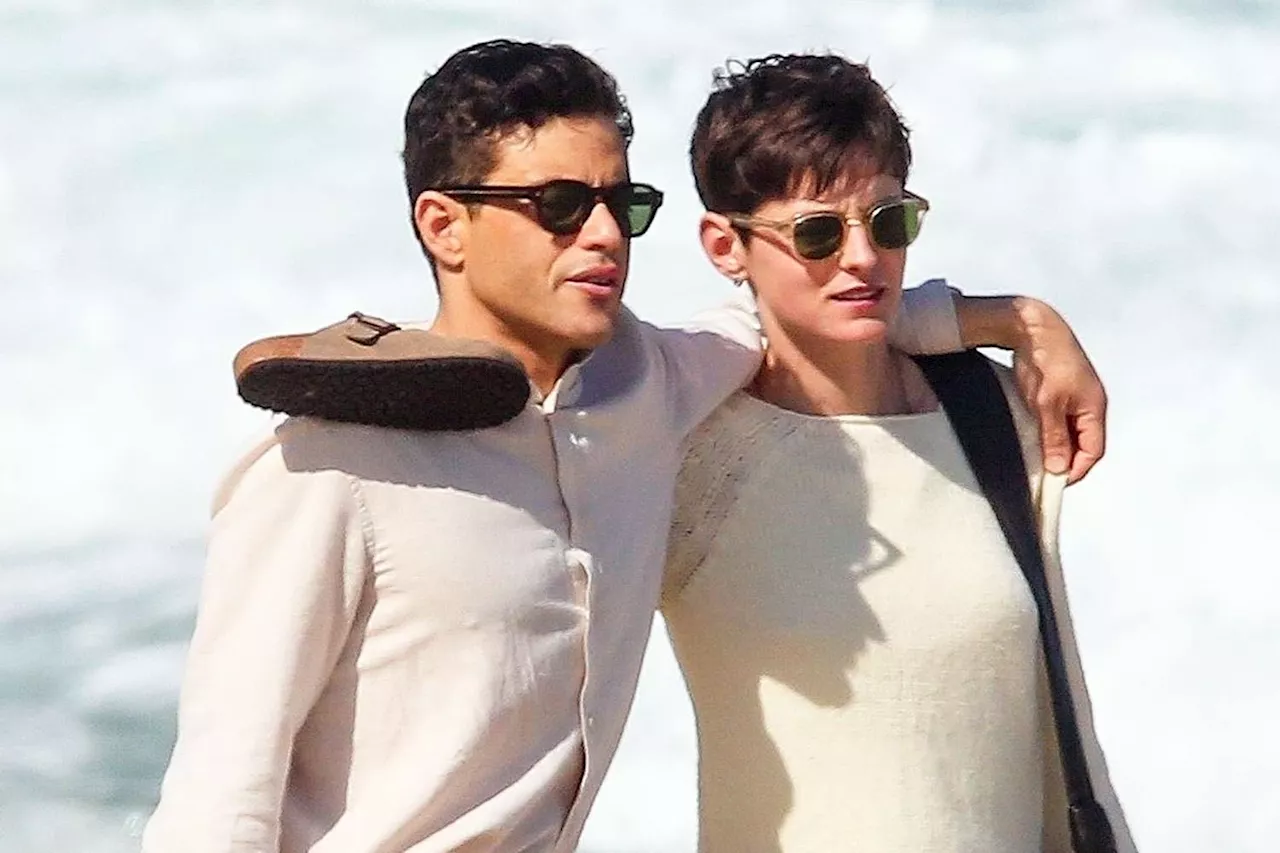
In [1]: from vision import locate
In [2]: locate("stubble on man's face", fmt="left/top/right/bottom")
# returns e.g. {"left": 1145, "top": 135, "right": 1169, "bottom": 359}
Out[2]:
{"left": 447, "top": 116, "right": 632, "bottom": 384}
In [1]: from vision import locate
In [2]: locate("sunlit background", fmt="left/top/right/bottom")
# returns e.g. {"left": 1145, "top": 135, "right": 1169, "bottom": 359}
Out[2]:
{"left": 2, "top": 1, "right": 1277, "bottom": 850}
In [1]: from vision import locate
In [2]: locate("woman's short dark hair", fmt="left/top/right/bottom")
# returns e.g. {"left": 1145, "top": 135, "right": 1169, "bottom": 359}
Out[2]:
{"left": 402, "top": 39, "right": 633, "bottom": 232}
{"left": 690, "top": 54, "right": 912, "bottom": 215}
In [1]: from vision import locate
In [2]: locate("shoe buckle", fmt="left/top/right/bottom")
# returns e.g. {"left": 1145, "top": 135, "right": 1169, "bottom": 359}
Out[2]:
{"left": 345, "top": 312, "right": 401, "bottom": 345}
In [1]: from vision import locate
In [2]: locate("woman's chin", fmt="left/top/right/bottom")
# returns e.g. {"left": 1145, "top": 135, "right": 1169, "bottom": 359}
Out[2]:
{"left": 822, "top": 316, "right": 892, "bottom": 345}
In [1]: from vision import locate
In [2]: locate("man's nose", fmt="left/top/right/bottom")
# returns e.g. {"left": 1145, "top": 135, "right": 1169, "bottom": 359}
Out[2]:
{"left": 578, "top": 200, "right": 625, "bottom": 250}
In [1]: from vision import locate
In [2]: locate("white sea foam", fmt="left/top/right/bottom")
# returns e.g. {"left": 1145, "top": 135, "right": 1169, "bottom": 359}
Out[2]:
{"left": 2, "top": 1, "right": 1277, "bottom": 850}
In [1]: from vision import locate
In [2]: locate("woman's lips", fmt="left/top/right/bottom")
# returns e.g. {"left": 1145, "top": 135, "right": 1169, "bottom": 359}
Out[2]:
{"left": 827, "top": 286, "right": 887, "bottom": 315}
{"left": 829, "top": 286, "right": 884, "bottom": 302}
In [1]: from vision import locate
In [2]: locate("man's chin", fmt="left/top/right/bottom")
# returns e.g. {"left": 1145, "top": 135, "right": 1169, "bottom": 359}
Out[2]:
{"left": 567, "top": 322, "right": 616, "bottom": 353}
{"left": 564, "top": 303, "right": 621, "bottom": 349}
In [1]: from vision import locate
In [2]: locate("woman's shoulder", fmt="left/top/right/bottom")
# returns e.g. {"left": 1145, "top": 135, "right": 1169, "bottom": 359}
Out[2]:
{"left": 677, "top": 390, "right": 814, "bottom": 502}
{"left": 663, "top": 391, "right": 806, "bottom": 605}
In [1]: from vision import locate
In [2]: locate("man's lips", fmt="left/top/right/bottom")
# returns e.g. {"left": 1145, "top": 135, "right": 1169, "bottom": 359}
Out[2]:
{"left": 566, "top": 265, "right": 621, "bottom": 298}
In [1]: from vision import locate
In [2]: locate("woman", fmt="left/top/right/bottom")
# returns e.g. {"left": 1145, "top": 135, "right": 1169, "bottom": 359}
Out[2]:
{"left": 660, "top": 54, "right": 1135, "bottom": 853}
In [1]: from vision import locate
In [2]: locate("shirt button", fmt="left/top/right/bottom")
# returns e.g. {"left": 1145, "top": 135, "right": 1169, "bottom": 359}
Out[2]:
{"left": 569, "top": 433, "right": 590, "bottom": 450}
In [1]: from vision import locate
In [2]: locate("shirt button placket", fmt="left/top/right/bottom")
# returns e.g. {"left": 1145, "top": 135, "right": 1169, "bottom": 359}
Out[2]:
{"left": 567, "top": 552, "right": 589, "bottom": 607}
{"left": 564, "top": 547, "right": 596, "bottom": 831}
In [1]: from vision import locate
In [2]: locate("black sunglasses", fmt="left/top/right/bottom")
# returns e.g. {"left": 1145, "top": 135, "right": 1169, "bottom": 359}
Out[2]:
{"left": 726, "top": 192, "right": 930, "bottom": 260}
{"left": 436, "top": 180, "right": 665, "bottom": 238}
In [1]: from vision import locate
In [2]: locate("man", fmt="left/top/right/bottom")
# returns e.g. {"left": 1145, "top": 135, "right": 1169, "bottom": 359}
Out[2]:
{"left": 144, "top": 40, "right": 1105, "bottom": 852}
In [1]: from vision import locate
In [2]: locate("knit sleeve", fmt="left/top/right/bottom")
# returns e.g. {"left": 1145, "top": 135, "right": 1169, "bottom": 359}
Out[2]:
{"left": 661, "top": 397, "right": 799, "bottom": 608}
{"left": 993, "top": 365, "right": 1139, "bottom": 853}
{"left": 991, "top": 364, "right": 1046, "bottom": 502}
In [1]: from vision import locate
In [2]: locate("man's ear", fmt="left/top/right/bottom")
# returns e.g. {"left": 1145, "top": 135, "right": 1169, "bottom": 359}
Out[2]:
{"left": 698, "top": 212, "right": 748, "bottom": 282}
{"left": 414, "top": 191, "right": 468, "bottom": 271}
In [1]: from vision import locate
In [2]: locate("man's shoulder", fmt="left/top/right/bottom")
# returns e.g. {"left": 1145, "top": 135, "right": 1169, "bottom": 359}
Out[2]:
{"left": 210, "top": 416, "right": 418, "bottom": 515}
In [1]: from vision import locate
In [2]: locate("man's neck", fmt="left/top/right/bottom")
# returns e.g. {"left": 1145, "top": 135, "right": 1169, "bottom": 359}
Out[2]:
{"left": 431, "top": 309, "right": 570, "bottom": 397}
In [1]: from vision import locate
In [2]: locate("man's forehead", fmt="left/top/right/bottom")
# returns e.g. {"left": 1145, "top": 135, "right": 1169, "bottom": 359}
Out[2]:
{"left": 490, "top": 115, "right": 625, "bottom": 149}
{"left": 486, "top": 117, "right": 630, "bottom": 182}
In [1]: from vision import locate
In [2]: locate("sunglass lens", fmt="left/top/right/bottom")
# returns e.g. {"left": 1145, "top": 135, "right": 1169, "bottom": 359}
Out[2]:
{"left": 538, "top": 181, "right": 595, "bottom": 234}
{"left": 792, "top": 214, "right": 845, "bottom": 259}
{"left": 615, "top": 185, "right": 662, "bottom": 237}
{"left": 869, "top": 200, "right": 924, "bottom": 250}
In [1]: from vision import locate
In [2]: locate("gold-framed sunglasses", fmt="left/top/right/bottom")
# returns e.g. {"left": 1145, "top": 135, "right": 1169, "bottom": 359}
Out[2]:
{"left": 726, "top": 191, "right": 930, "bottom": 260}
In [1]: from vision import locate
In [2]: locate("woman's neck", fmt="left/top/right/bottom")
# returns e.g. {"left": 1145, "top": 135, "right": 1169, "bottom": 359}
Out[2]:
{"left": 751, "top": 332, "right": 926, "bottom": 417}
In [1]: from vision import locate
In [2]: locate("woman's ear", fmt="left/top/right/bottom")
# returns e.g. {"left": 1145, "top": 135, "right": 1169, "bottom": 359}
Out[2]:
{"left": 699, "top": 212, "right": 748, "bottom": 283}
{"left": 413, "top": 191, "right": 468, "bottom": 271}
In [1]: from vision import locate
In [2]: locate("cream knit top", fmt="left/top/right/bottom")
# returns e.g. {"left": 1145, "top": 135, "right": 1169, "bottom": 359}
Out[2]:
{"left": 661, "top": 373, "right": 1135, "bottom": 853}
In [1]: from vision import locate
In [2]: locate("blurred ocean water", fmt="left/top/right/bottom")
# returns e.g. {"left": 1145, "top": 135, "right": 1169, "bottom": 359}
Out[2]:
{"left": 2, "top": 1, "right": 1277, "bottom": 850}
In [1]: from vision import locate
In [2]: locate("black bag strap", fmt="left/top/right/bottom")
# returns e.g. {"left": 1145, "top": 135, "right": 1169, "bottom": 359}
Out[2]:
{"left": 912, "top": 351, "right": 1117, "bottom": 853}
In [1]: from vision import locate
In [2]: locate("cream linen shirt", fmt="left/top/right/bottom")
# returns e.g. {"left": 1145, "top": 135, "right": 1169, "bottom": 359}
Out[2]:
{"left": 142, "top": 282, "right": 963, "bottom": 853}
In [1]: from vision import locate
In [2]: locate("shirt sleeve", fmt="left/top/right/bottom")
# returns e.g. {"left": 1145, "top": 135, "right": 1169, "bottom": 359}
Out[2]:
{"left": 141, "top": 428, "right": 370, "bottom": 852}
{"left": 651, "top": 284, "right": 764, "bottom": 439}
{"left": 889, "top": 277, "right": 965, "bottom": 355}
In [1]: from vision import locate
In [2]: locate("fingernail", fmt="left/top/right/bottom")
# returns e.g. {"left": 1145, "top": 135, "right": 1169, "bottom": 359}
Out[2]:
{"left": 1046, "top": 454, "right": 1068, "bottom": 473}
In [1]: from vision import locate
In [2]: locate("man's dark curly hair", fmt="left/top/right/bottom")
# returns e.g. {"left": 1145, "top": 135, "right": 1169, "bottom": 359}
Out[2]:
{"left": 690, "top": 53, "right": 912, "bottom": 215}
{"left": 402, "top": 39, "right": 633, "bottom": 255}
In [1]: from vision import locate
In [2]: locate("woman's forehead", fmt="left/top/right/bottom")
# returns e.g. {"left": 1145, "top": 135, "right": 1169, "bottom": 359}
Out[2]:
{"left": 772, "top": 171, "right": 904, "bottom": 210}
